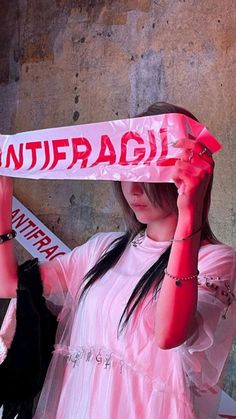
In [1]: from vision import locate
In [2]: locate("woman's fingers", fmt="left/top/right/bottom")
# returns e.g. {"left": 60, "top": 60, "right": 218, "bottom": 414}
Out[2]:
{"left": 172, "top": 159, "right": 212, "bottom": 198}
{"left": 173, "top": 138, "right": 214, "bottom": 166}
{"left": 173, "top": 160, "right": 207, "bottom": 183}
{"left": 180, "top": 148, "right": 214, "bottom": 173}
{"left": 171, "top": 139, "right": 214, "bottom": 211}
{"left": 174, "top": 138, "right": 211, "bottom": 153}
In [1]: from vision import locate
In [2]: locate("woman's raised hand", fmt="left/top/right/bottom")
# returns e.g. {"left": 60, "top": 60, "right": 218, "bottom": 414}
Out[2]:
{"left": 172, "top": 139, "right": 214, "bottom": 216}
{"left": 155, "top": 138, "right": 214, "bottom": 348}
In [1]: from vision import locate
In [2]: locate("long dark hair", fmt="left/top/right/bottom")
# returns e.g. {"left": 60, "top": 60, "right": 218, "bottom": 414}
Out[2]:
{"left": 79, "top": 102, "right": 218, "bottom": 333}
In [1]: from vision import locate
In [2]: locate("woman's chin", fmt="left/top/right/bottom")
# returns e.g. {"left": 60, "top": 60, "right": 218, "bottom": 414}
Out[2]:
{"left": 135, "top": 215, "right": 150, "bottom": 224}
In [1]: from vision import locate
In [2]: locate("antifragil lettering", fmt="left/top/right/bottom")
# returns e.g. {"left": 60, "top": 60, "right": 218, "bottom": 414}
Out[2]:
{"left": 3, "top": 134, "right": 168, "bottom": 171}
{"left": 12, "top": 197, "right": 70, "bottom": 261}
{"left": 0, "top": 114, "right": 221, "bottom": 182}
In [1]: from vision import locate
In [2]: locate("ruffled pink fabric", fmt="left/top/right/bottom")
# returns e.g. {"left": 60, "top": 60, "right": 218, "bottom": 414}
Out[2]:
{"left": 27, "top": 233, "right": 236, "bottom": 418}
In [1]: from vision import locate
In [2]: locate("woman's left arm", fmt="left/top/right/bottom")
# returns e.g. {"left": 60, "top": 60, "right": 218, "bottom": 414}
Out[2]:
{"left": 155, "top": 139, "right": 214, "bottom": 349}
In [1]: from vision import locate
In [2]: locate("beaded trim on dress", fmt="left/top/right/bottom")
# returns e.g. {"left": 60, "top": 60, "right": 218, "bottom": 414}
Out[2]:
{"left": 131, "top": 231, "right": 235, "bottom": 319}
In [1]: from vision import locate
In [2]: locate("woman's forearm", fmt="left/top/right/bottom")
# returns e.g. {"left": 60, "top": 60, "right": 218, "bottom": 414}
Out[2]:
{"left": 0, "top": 177, "right": 18, "bottom": 298}
{"left": 155, "top": 210, "right": 201, "bottom": 349}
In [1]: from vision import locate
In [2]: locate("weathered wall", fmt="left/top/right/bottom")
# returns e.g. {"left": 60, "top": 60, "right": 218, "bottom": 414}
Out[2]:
{"left": 0, "top": 0, "right": 235, "bottom": 398}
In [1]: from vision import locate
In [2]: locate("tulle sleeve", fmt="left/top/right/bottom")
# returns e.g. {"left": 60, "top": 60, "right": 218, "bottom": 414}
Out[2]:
{"left": 180, "top": 244, "right": 236, "bottom": 391}
{"left": 41, "top": 232, "right": 121, "bottom": 315}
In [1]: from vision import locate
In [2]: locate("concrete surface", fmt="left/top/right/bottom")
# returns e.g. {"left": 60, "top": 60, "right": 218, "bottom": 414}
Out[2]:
{"left": 0, "top": 0, "right": 235, "bottom": 399}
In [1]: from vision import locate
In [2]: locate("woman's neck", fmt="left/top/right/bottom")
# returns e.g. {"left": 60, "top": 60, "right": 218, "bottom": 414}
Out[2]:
{"left": 146, "top": 214, "right": 178, "bottom": 242}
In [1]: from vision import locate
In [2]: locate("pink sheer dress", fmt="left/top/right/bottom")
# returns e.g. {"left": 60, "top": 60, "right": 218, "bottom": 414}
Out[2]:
{"left": 34, "top": 232, "right": 236, "bottom": 419}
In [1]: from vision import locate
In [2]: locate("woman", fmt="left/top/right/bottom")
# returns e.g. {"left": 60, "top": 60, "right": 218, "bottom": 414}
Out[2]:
{"left": 0, "top": 102, "right": 235, "bottom": 418}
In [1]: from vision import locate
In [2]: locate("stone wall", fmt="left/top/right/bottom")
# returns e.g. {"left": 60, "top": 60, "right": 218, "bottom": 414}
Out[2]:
{"left": 0, "top": 0, "right": 235, "bottom": 398}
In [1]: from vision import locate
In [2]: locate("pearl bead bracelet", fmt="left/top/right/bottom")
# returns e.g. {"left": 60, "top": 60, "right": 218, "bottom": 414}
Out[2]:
{"left": 164, "top": 268, "right": 199, "bottom": 286}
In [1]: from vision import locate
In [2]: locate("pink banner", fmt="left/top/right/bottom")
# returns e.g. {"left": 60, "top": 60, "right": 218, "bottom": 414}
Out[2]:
{"left": 0, "top": 114, "right": 221, "bottom": 182}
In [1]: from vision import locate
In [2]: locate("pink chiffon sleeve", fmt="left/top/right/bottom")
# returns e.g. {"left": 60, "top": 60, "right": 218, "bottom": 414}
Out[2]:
{"left": 41, "top": 232, "right": 121, "bottom": 315}
{"left": 181, "top": 244, "right": 236, "bottom": 391}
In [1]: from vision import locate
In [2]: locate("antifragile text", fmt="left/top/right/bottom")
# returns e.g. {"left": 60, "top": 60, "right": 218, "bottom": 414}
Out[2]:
{"left": 12, "top": 208, "right": 66, "bottom": 260}
{"left": 1, "top": 129, "right": 175, "bottom": 171}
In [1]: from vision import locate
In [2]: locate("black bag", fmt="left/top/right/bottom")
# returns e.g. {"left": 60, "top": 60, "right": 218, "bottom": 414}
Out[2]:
{"left": 0, "top": 259, "right": 58, "bottom": 418}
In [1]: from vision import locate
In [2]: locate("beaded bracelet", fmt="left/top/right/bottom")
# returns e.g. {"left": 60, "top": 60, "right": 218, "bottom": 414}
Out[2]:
{"left": 0, "top": 230, "right": 17, "bottom": 244}
{"left": 164, "top": 268, "right": 199, "bottom": 286}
